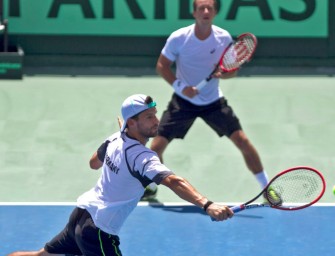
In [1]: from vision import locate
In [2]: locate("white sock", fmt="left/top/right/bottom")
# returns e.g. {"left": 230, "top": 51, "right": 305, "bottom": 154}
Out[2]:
{"left": 255, "top": 171, "right": 269, "bottom": 189}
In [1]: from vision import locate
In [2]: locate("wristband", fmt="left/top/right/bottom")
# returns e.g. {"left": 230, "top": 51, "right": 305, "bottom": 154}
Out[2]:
{"left": 203, "top": 200, "right": 214, "bottom": 212}
{"left": 172, "top": 79, "right": 187, "bottom": 94}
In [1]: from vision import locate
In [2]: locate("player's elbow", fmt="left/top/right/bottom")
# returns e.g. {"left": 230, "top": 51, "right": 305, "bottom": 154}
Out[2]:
{"left": 89, "top": 160, "right": 100, "bottom": 170}
{"left": 89, "top": 161, "right": 99, "bottom": 170}
{"left": 156, "top": 54, "right": 171, "bottom": 76}
{"left": 155, "top": 62, "right": 163, "bottom": 76}
{"left": 89, "top": 153, "right": 103, "bottom": 170}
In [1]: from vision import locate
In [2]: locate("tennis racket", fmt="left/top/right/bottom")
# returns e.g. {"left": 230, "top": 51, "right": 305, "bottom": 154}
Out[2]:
{"left": 196, "top": 33, "right": 257, "bottom": 91}
{"left": 230, "top": 166, "right": 326, "bottom": 214}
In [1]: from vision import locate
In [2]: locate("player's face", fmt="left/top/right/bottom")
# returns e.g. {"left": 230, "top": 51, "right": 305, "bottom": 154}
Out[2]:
{"left": 193, "top": 0, "right": 217, "bottom": 24}
{"left": 136, "top": 108, "right": 160, "bottom": 138}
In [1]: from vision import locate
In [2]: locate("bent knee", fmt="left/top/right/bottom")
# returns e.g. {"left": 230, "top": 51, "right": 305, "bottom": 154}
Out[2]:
{"left": 230, "top": 131, "right": 250, "bottom": 148}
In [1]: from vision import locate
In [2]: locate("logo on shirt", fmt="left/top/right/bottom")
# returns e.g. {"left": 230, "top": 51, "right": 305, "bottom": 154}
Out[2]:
{"left": 210, "top": 48, "right": 216, "bottom": 54}
{"left": 105, "top": 155, "right": 120, "bottom": 174}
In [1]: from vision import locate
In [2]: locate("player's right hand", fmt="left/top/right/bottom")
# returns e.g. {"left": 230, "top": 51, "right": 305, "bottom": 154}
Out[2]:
{"left": 206, "top": 203, "right": 234, "bottom": 221}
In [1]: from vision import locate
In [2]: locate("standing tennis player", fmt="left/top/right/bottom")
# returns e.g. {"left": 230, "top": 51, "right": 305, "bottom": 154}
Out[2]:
{"left": 149, "top": 0, "right": 275, "bottom": 199}
{"left": 8, "top": 94, "right": 233, "bottom": 256}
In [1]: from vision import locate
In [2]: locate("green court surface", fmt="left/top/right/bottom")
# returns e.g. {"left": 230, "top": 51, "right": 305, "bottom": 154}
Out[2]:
{"left": 0, "top": 75, "right": 334, "bottom": 203}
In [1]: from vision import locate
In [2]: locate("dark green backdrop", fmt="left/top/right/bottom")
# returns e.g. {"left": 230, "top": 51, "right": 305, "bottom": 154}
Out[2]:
{"left": 1, "top": 0, "right": 335, "bottom": 70}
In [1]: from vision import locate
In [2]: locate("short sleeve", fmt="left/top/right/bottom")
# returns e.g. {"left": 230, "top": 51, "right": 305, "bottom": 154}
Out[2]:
{"left": 134, "top": 151, "right": 174, "bottom": 184}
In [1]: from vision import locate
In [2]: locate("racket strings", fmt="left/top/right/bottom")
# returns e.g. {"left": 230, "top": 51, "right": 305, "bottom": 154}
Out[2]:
{"left": 222, "top": 36, "right": 256, "bottom": 69}
{"left": 267, "top": 169, "right": 324, "bottom": 208}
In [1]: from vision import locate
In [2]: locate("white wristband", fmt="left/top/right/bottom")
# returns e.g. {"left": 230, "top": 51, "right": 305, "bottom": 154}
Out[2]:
{"left": 172, "top": 79, "right": 187, "bottom": 94}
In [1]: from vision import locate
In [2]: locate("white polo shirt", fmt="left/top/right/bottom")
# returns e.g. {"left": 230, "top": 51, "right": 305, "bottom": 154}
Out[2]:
{"left": 162, "top": 24, "right": 233, "bottom": 106}
{"left": 77, "top": 132, "right": 173, "bottom": 235}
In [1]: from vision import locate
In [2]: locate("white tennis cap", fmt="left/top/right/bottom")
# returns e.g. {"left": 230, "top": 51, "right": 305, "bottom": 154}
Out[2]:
{"left": 120, "top": 94, "right": 156, "bottom": 132}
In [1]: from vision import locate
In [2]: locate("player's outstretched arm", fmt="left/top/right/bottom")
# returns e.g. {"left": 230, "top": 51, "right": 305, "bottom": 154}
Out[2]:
{"left": 160, "top": 174, "right": 233, "bottom": 221}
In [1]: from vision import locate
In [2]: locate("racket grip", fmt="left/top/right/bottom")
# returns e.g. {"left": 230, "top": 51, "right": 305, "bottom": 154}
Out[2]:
{"left": 196, "top": 79, "right": 207, "bottom": 90}
{"left": 230, "top": 205, "right": 245, "bottom": 213}
{"left": 210, "top": 205, "right": 245, "bottom": 221}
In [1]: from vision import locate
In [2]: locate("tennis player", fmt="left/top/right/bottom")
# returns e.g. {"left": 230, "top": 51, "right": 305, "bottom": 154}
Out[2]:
{"left": 149, "top": 0, "right": 273, "bottom": 199}
{"left": 8, "top": 94, "right": 233, "bottom": 256}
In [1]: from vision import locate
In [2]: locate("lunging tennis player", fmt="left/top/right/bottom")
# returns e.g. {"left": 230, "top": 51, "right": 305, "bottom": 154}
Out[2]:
{"left": 8, "top": 94, "right": 233, "bottom": 256}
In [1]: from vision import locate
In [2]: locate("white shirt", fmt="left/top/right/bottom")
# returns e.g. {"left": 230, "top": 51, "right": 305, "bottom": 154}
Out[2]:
{"left": 77, "top": 132, "right": 173, "bottom": 235}
{"left": 162, "top": 24, "right": 232, "bottom": 106}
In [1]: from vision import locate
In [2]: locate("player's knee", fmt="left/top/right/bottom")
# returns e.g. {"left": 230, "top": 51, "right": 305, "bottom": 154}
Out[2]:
{"left": 7, "top": 250, "right": 44, "bottom": 256}
{"left": 230, "top": 131, "right": 247, "bottom": 145}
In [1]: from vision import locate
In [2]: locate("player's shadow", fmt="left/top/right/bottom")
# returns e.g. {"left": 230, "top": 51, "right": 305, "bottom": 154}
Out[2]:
{"left": 150, "top": 204, "right": 207, "bottom": 216}
{"left": 148, "top": 203, "right": 263, "bottom": 219}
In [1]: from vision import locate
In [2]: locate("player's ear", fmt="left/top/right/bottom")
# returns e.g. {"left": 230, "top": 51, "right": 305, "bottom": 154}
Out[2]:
{"left": 127, "top": 118, "right": 137, "bottom": 129}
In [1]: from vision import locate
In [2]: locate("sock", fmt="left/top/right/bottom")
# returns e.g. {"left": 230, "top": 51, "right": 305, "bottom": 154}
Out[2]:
{"left": 255, "top": 171, "right": 269, "bottom": 189}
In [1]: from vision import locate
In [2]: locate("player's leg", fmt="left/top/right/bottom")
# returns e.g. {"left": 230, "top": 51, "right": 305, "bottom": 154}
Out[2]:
{"left": 149, "top": 94, "right": 197, "bottom": 198}
{"left": 150, "top": 93, "right": 197, "bottom": 163}
{"left": 229, "top": 130, "right": 263, "bottom": 175}
{"left": 43, "top": 208, "right": 83, "bottom": 255}
{"left": 150, "top": 136, "right": 169, "bottom": 163}
{"left": 230, "top": 134, "right": 281, "bottom": 203}
{"left": 7, "top": 248, "right": 59, "bottom": 256}
{"left": 7, "top": 207, "right": 84, "bottom": 256}
{"left": 76, "top": 209, "right": 122, "bottom": 256}
{"left": 200, "top": 97, "right": 269, "bottom": 189}
{"left": 203, "top": 99, "right": 281, "bottom": 203}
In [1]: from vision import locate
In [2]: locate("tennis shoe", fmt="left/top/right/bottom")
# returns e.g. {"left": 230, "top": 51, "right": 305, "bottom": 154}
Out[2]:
{"left": 141, "top": 186, "right": 158, "bottom": 201}
{"left": 263, "top": 187, "right": 283, "bottom": 206}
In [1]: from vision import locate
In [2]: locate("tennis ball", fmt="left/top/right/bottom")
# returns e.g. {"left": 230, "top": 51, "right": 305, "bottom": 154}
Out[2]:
{"left": 333, "top": 185, "right": 335, "bottom": 196}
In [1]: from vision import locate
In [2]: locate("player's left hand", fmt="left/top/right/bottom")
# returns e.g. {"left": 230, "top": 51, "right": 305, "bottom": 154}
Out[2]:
{"left": 212, "top": 69, "right": 238, "bottom": 79}
{"left": 182, "top": 86, "right": 199, "bottom": 98}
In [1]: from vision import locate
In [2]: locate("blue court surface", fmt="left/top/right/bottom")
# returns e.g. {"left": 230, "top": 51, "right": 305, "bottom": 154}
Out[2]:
{"left": 1, "top": 203, "right": 334, "bottom": 256}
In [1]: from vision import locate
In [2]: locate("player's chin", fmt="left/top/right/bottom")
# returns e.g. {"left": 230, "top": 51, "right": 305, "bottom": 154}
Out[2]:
{"left": 202, "top": 17, "right": 212, "bottom": 23}
{"left": 149, "top": 127, "right": 159, "bottom": 137}
{"left": 152, "top": 130, "right": 159, "bottom": 137}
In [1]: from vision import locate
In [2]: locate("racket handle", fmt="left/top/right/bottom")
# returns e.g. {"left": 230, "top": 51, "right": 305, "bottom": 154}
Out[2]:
{"left": 210, "top": 205, "right": 245, "bottom": 221}
{"left": 196, "top": 79, "right": 208, "bottom": 90}
{"left": 230, "top": 205, "right": 245, "bottom": 213}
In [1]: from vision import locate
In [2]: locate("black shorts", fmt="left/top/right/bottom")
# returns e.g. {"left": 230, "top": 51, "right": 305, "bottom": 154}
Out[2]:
{"left": 45, "top": 207, "right": 122, "bottom": 256}
{"left": 158, "top": 94, "right": 242, "bottom": 141}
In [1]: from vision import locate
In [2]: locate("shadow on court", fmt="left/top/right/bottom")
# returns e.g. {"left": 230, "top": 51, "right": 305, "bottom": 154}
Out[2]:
{"left": 148, "top": 203, "right": 264, "bottom": 219}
